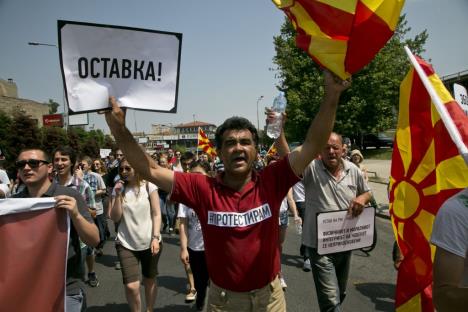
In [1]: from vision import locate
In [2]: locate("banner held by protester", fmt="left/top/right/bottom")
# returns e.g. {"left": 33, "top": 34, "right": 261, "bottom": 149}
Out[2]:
{"left": 58, "top": 20, "right": 182, "bottom": 114}
{"left": 0, "top": 198, "right": 69, "bottom": 312}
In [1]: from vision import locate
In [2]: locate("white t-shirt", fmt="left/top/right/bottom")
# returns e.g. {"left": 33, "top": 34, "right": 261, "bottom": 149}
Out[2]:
{"left": 431, "top": 188, "right": 468, "bottom": 286}
{"left": 0, "top": 169, "right": 10, "bottom": 185}
{"left": 116, "top": 182, "right": 158, "bottom": 251}
{"left": 292, "top": 181, "right": 305, "bottom": 203}
{"left": 279, "top": 196, "right": 288, "bottom": 213}
{"left": 177, "top": 203, "right": 204, "bottom": 251}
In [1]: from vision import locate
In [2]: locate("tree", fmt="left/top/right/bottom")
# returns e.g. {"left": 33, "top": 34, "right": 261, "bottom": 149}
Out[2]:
{"left": 40, "top": 126, "right": 68, "bottom": 156}
{"left": 45, "top": 99, "right": 60, "bottom": 114}
{"left": 0, "top": 110, "right": 12, "bottom": 159}
{"left": 273, "top": 15, "right": 428, "bottom": 145}
{"left": 2, "top": 111, "right": 41, "bottom": 174}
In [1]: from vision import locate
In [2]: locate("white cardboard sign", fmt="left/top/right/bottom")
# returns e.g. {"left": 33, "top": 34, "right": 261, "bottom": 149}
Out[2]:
{"left": 454, "top": 83, "right": 468, "bottom": 116}
{"left": 317, "top": 208, "right": 375, "bottom": 255}
{"left": 58, "top": 20, "right": 182, "bottom": 114}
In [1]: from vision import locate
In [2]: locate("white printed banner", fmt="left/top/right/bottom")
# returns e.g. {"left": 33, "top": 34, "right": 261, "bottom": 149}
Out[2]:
{"left": 58, "top": 20, "right": 182, "bottom": 114}
{"left": 316, "top": 208, "right": 375, "bottom": 255}
{"left": 454, "top": 83, "right": 468, "bottom": 116}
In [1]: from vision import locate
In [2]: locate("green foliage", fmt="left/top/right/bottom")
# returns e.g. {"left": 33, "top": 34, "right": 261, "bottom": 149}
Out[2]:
{"left": 40, "top": 126, "right": 68, "bottom": 156}
{"left": 0, "top": 110, "right": 12, "bottom": 158}
{"left": 0, "top": 110, "right": 116, "bottom": 171}
{"left": 273, "top": 14, "right": 428, "bottom": 143}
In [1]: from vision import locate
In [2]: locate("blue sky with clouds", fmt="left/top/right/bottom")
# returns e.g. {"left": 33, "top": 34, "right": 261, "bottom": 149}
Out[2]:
{"left": 1, "top": 0, "right": 467, "bottom": 133}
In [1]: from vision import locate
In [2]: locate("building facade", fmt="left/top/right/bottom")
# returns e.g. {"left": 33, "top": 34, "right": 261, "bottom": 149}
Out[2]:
{"left": 0, "top": 79, "right": 50, "bottom": 127}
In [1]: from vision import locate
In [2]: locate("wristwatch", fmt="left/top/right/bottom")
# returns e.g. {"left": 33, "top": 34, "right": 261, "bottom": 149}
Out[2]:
{"left": 152, "top": 234, "right": 161, "bottom": 243}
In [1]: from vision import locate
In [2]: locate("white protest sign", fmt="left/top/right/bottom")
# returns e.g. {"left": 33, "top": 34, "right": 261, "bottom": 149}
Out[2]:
{"left": 99, "top": 148, "right": 112, "bottom": 159}
{"left": 58, "top": 20, "right": 182, "bottom": 114}
{"left": 454, "top": 83, "right": 468, "bottom": 116}
{"left": 317, "top": 208, "right": 375, "bottom": 255}
{"left": 68, "top": 113, "right": 88, "bottom": 126}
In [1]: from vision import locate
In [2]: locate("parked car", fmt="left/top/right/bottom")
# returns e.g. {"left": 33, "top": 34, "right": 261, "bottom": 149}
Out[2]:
{"left": 361, "top": 133, "right": 394, "bottom": 149}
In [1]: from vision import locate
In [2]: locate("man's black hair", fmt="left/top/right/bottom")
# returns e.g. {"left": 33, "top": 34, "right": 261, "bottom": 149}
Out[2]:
{"left": 17, "top": 147, "right": 51, "bottom": 163}
{"left": 53, "top": 146, "right": 77, "bottom": 174}
{"left": 215, "top": 116, "right": 258, "bottom": 149}
{"left": 180, "top": 151, "right": 195, "bottom": 162}
{"left": 189, "top": 160, "right": 211, "bottom": 174}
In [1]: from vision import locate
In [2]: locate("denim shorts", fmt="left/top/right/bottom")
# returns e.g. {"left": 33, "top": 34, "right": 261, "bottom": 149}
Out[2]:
{"left": 279, "top": 210, "right": 289, "bottom": 228}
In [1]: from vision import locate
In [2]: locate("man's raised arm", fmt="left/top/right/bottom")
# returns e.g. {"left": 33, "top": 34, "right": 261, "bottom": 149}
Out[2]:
{"left": 104, "top": 97, "right": 174, "bottom": 192}
{"left": 287, "top": 70, "right": 350, "bottom": 176}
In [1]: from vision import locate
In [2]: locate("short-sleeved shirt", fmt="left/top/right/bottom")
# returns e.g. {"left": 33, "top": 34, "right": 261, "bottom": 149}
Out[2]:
{"left": 170, "top": 156, "right": 299, "bottom": 292}
{"left": 53, "top": 175, "right": 96, "bottom": 210}
{"left": 83, "top": 171, "right": 106, "bottom": 215}
{"left": 13, "top": 183, "right": 93, "bottom": 295}
{"left": 431, "top": 188, "right": 468, "bottom": 286}
{"left": 293, "top": 181, "right": 305, "bottom": 203}
{"left": 178, "top": 203, "right": 204, "bottom": 251}
{"left": 116, "top": 182, "right": 158, "bottom": 251}
{"left": 302, "top": 159, "right": 370, "bottom": 248}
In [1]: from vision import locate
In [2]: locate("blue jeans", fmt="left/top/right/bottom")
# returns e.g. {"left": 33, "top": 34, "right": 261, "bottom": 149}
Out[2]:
{"left": 307, "top": 248, "right": 351, "bottom": 312}
{"left": 66, "top": 289, "right": 86, "bottom": 312}
{"left": 159, "top": 196, "right": 175, "bottom": 231}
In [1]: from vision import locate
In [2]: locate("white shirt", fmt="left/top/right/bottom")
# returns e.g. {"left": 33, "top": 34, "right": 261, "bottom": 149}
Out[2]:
{"left": 116, "top": 182, "right": 158, "bottom": 251}
{"left": 431, "top": 188, "right": 468, "bottom": 286}
{"left": 178, "top": 203, "right": 204, "bottom": 251}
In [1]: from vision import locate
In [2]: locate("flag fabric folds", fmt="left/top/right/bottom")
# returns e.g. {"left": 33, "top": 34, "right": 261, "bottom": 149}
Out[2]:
{"left": 198, "top": 128, "right": 217, "bottom": 158}
{"left": 267, "top": 142, "right": 278, "bottom": 158}
{"left": 389, "top": 56, "right": 468, "bottom": 312}
{"left": 0, "top": 198, "right": 69, "bottom": 312}
{"left": 272, "top": 0, "right": 405, "bottom": 79}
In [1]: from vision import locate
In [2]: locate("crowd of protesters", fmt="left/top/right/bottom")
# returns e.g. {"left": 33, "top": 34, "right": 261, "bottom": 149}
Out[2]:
{"left": 2, "top": 70, "right": 465, "bottom": 312}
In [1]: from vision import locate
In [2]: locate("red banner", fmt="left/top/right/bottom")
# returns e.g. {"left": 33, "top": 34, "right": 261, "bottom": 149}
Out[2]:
{"left": 43, "top": 113, "right": 64, "bottom": 127}
{"left": 0, "top": 201, "right": 68, "bottom": 312}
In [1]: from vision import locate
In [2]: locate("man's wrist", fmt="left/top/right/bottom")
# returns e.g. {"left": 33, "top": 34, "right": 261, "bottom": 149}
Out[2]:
{"left": 152, "top": 234, "right": 161, "bottom": 242}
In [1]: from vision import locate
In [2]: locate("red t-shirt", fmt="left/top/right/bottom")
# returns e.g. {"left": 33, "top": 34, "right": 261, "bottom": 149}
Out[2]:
{"left": 171, "top": 156, "right": 300, "bottom": 291}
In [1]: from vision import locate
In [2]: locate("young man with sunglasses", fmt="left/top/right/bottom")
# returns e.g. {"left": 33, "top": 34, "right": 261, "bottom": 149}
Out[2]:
{"left": 13, "top": 148, "right": 99, "bottom": 311}
{"left": 105, "top": 70, "right": 350, "bottom": 311}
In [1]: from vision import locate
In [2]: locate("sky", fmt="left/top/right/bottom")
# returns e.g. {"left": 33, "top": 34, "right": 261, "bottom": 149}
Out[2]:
{"left": 1, "top": 0, "right": 467, "bottom": 134}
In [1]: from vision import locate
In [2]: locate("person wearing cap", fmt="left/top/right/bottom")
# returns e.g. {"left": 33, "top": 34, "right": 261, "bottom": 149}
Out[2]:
{"left": 350, "top": 149, "right": 368, "bottom": 182}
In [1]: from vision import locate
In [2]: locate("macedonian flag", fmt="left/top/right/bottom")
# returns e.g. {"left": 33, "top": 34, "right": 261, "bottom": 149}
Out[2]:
{"left": 198, "top": 127, "right": 217, "bottom": 158}
{"left": 267, "top": 142, "right": 278, "bottom": 157}
{"left": 272, "top": 0, "right": 405, "bottom": 79}
{"left": 389, "top": 51, "right": 468, "bottom": 311}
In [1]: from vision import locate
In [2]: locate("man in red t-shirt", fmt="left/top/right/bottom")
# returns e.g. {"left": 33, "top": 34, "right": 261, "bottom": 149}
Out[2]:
{"left": 105, "top": 70, "right": 350, "bottom": 311}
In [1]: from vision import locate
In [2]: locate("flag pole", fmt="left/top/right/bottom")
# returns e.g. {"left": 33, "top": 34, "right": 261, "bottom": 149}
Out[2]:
{"left": 404, "top": 46, "right": 468, "bottom": 156}
{"left": 196, "top": 127, "right": 200, "bottom": 158}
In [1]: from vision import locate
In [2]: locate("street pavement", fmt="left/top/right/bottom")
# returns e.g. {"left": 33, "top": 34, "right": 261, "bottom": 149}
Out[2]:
{"left": 363, "top": 159, "right": 391, "bottom": 219}
{"left": 87, "top": 214, "right": 397, "bottom": 311}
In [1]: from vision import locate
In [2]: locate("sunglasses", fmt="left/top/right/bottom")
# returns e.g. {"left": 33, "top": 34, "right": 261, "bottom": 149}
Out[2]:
{"left": 15, "top": 159, "right": 49, "bottom": 169}
{"left": 119, "top": 166, "right": 133, "bottom": 172}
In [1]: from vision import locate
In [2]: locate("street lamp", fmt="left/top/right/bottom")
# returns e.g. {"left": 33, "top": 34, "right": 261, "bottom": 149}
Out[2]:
{"left": 28, "top": 41, "right": 68, "bottom": 129}
{"left": 256, "top": 95, "right": 264, "bottom": 132}
{"left": 28, "top": 42, "right": 57, "bottom": 47}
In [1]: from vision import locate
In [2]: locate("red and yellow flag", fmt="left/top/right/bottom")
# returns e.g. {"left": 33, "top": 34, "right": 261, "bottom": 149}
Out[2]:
{"left": 272, "top": 0, "right": 405, "bottom": 79}
{"left": 198, "top": 128, "right": 217, "bottom": 158}
{"left": 390, "top": 56, "right": 468, "bottom": 311}
{"left": 267, "top": 142, "right": 278, "bottom": 157}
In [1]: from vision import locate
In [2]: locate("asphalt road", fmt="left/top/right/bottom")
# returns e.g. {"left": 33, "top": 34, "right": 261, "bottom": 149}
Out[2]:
{"left": 86, "top": 215, "right": 397, "bottom": 311}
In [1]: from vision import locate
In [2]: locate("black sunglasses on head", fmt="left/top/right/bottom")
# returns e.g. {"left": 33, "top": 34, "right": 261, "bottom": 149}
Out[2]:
{"left": 15, "top": 159, "right": 49, "bottom": 169}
